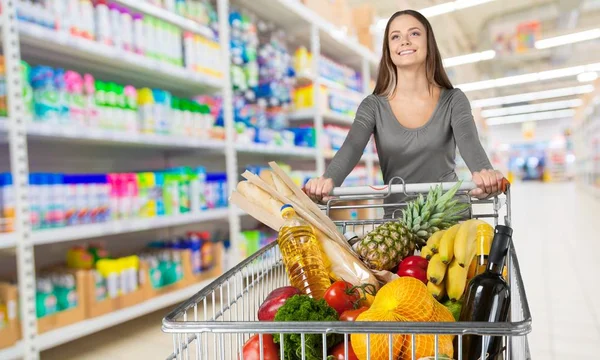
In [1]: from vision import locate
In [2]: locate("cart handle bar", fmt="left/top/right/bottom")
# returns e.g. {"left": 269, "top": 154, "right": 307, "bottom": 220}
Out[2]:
{"left": 330, "top": 178, "right": 509, "bottom": 197}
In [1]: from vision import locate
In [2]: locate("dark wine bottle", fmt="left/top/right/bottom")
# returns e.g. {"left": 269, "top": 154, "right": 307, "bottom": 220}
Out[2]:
{"left": 459, "top": 225, "right": 513, "bottom": 360}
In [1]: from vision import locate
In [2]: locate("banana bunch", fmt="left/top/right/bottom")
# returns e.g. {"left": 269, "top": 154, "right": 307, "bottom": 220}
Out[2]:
{"left": 423, "top": 221, "right": 494, "bottom": 301}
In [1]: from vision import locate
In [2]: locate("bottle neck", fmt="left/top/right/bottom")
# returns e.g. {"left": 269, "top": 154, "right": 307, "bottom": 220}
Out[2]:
{"left": 486, "top": 260, "right": 504, "bottom": 275}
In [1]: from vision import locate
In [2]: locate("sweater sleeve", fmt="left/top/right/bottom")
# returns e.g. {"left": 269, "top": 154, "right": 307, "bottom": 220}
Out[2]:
{"left": 450, "top": 89, "right": 493, "bottom": 173}
{"left": 323, "top": 95, "right": 377, "bottom": 186}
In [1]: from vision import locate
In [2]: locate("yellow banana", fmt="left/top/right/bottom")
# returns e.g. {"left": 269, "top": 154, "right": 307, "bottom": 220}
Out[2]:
{"left": 420, "top": 245, "right": 434, "bottom": 260}
{"left": 427, "top": 253, "right": 448, "bottom": 285}
{"left": 447, "top": 258, "right": 468, "bottom": 301}
{"left": 426, "top": 230, "right": 446, "bottom": 254}
{"left": 454, "top": 219, "right": 486, "bottom": 267}
{"left": 428, "top": 280, "right": 446, "bottom": 301}
{"left": 438, "top": 224, "right": 461, "bottom": 264}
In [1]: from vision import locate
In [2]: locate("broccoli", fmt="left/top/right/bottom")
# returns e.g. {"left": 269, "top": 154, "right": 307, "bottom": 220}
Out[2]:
{"left": 273, "top": 294, "right": 342, "bottom": 360}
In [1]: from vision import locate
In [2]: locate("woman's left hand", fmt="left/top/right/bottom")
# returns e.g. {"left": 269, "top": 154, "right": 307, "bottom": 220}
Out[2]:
{"left": 471, "top": 169, "right": 505, "bottom": 199}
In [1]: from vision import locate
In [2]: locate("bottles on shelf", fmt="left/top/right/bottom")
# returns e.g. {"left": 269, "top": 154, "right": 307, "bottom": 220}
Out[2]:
{"left": 16, "top": 0, "right": 222, "bottom": 77}
{"left": 459, "top": 225, "right": 513, "bottom": 360}
{"left": 12, "top": 61, "right": 220, "bottom": 139}
{"left": 16, "top": 167, "right": 227, "bottom": 232}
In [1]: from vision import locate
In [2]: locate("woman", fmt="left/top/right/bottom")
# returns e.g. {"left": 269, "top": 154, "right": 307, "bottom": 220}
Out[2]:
{"left": 304, "top": 10, "right": 504, "bottom": 211}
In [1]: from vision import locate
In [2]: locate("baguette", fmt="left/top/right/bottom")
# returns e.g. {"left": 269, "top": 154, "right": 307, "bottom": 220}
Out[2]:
{"left": 236, "top": 180, "right": 283, "bottom": 216}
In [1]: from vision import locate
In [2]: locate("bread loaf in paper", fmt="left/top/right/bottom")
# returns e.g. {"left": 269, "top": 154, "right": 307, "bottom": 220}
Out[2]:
{"left": 236, "top": 181, "right": 283, "bottom": 216}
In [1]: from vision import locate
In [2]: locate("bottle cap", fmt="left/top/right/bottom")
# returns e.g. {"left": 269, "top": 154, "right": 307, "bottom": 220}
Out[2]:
{"left": 344, "top": 231, "right": 360, "bottom": 246}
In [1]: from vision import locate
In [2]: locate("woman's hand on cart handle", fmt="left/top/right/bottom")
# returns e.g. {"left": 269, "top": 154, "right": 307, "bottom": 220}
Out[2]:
{"left": 470, "top": 169, "right": 508, "bottom": 199}
{"left": 303, "top": 176, "right": 335, "bottom": 203}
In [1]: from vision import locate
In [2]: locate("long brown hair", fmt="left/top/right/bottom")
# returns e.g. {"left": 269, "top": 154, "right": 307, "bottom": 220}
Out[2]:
{"left": 373, "top": 10, "right": 453, "bottom": 98}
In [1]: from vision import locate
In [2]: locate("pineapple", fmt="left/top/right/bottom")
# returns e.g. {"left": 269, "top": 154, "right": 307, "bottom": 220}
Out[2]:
{"left": 356, "top": 182, "right": 470, "bottom": 271}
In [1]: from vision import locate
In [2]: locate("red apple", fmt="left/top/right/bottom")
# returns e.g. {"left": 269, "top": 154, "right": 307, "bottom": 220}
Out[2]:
{"left": 397, "top": 265, "right": 428, "bottom": 284}
{"left": 399, "top": 256, "right": 429, "bottom": 271}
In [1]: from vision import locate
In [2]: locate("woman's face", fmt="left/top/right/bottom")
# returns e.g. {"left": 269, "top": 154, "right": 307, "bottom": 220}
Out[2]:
{"left": 388, "top": 15, "right": 428, "bottom": 68}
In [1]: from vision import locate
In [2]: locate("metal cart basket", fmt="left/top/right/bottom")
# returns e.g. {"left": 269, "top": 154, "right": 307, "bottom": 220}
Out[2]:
{"left": 163, "top": 180, "right": 532, "bottom": 360}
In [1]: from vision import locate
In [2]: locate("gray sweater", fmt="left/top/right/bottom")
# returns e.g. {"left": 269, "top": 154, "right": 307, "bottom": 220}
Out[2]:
{"left": 324, "top": 88, "right": 492, "bottom": 216}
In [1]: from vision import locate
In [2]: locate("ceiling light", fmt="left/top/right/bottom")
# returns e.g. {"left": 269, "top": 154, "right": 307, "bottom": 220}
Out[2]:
{"left": 577, "top": 72, "right": 599, "bottom": 82}
{"left": 443, "top": 50, "right": 496, "bottom": 67}
{"left": 420, "top": 0, "right": 496, "bottom": 18}
{"left": 486, "top": 109, "right": 576, "bottom": 126}
{"left": 457, "top": 62, "right": 600, "bottom": 92}
{"left": 535, "top": 28, "right": 600, "bottom": 49}
{"left": 481, "top": 99, "right": 583, "bottom": 118}
{"left": 471, "top": 85, "right": 594, "bottom": 108}
{"left": 376, "top": 0, "right": 496, "bottom": 29}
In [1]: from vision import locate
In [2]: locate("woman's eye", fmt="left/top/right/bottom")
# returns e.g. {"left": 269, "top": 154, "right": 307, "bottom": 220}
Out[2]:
{"left": 411, "top": 32, "right": 421, "bottom": 36}
{"left": 391, "top": 35, "right": 399, "bottom": 40}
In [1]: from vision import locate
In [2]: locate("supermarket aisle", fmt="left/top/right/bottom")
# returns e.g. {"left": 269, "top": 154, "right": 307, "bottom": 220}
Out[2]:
{"left": 511, "top": 182, "right": 600, "bottom": 359}
{"left": 40, "top": 182, "right": 600, "bottom": 359}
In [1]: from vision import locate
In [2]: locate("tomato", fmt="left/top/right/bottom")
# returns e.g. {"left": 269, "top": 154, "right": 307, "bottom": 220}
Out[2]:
{"left": 396, "top": 265, "right": 428, "bottom": 284}
{"left": 323, "top": 281, "right": 361, "bottom": 315}
{"left": 340, "top": 306, "right": 369, "bottom": 321}
{"left": 240, "top": 334, "right": 279, "bottom": 360}
{"left": 330, "top": 342, "right": 359, "bottom": 360}
{"left": 399, "top": 256, "right": 429, "bottom": 271}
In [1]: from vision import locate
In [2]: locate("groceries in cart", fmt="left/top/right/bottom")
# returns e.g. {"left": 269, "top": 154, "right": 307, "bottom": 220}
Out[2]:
{"left": 226, "top": 162, "right": 515, "bottom": 360}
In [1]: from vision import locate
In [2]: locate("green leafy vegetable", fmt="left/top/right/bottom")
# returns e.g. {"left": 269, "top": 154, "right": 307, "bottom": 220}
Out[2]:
{"left": 273, "top": 294, "right": 342, "bottom": 360}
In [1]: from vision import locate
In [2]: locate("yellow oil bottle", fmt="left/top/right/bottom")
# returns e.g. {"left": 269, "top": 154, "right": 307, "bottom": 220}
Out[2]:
{"left": 277, "top": 204, "right": 331, "bottom": 299}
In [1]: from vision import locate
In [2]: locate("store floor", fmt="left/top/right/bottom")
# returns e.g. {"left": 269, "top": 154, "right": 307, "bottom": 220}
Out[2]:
{"left": 41, "top": 182, "right": 600, "bottom": 359}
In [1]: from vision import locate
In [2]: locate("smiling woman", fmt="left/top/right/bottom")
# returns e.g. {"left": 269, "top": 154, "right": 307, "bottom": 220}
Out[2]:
{"left": 303, "top": 9, "right": 506, "bottom": 216}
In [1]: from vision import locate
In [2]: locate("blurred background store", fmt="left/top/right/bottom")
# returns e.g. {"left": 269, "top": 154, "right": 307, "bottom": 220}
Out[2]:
{"left": 0, "top": 0, "right": 598, "bottom": 359}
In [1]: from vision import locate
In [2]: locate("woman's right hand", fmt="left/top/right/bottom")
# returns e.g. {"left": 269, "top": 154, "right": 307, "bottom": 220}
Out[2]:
{"left": 303, "top": 177, "right": 335, "bottom": 203}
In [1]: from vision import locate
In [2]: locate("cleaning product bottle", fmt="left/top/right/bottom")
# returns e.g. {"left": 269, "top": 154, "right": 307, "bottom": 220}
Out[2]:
{"left": 137, "top": 88, "right": 155, "bottom": 133}
{"left": 36, "top": 278, "right": 57, "bottom": 318}
{"left": 31, "top": 66, "right": 60, "bottom": 123}
{"left": 154, "top": 172, "right": 165, "bottom": 216}
{"left": 94, "top": 0, "right": 112, "bottom": 46}
{"left": 97, "top": 259, "right": 119, "bottom": 298}
{"left": 0, "top": 173, "right": 15, "bottom": 233}
{"left": 120, "top": 7, "right": 133, "bottom": 52}
{"left": 50, "top": 173, "right": 65, "bottom": 228}
{"left": 54, "top": 274, "right": 78, "bottom": 311}
{"left": 93, "top": 270, "right": 107, "bottom": 301}
{"left": 65, "top": 71, "right": 86, "bottom": 127}
{"left": 53, "top": 68, "right": 70, "bottom": 125}
{"left": 124, "top": 85, "right": 138, "bottom": 133}
{"left": 29, "top": 173, "right": 42, "bottom": 230}
{"left": 132, "top": 13, "right": 145, "bottom": 55}
{"left": 109, "top": 2, "right": 122, "bottom": 50}
{"left": 277, "top": 204, "right": 331, "bottom": 299}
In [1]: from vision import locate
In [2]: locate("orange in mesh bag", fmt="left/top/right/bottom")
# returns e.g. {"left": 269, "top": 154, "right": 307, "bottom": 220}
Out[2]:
{"left": 351, "top": 277, "right": 436, "bottom": 360}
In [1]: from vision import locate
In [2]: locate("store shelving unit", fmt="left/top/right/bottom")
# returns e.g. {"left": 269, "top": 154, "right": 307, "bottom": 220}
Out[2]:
{"left": 0, "top": 0, "right": 379, "bottom": 358}
{"left": 574, "top": 78, "right": 600, "bottom": 198}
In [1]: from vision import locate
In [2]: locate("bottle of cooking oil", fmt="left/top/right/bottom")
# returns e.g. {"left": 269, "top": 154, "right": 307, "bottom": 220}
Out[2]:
{"left": 277, "top": 204, "right": 331, "bottom": 299}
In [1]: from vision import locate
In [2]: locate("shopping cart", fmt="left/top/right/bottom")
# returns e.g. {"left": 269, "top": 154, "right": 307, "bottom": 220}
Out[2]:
{"left": 163, "top": 179, "right": 532, "bottom": 360}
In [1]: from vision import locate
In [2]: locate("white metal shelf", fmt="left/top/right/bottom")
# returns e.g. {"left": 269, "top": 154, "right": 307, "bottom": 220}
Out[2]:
{"left": 32, "top": 208, "right": 231, "bottom": 246}
{"left": 18, "top": 22, "right": 223, "bottom": 94}
{"left": 288, "top": 108, "right": 354, "bottom": 126}
{"left": 0, "top": 118, "right": 227, "bottom": 151}
{"left": 115, "top": 0, "right": 215, "bottom": 38}
{"left": 236, "top": 143, "right": 317, "bottom": 158}
{"left": 0, "top": 233, "right": 16, "bottom": 249}
{"left": 0, "top": 343, "right": 21, "bottom": 360}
